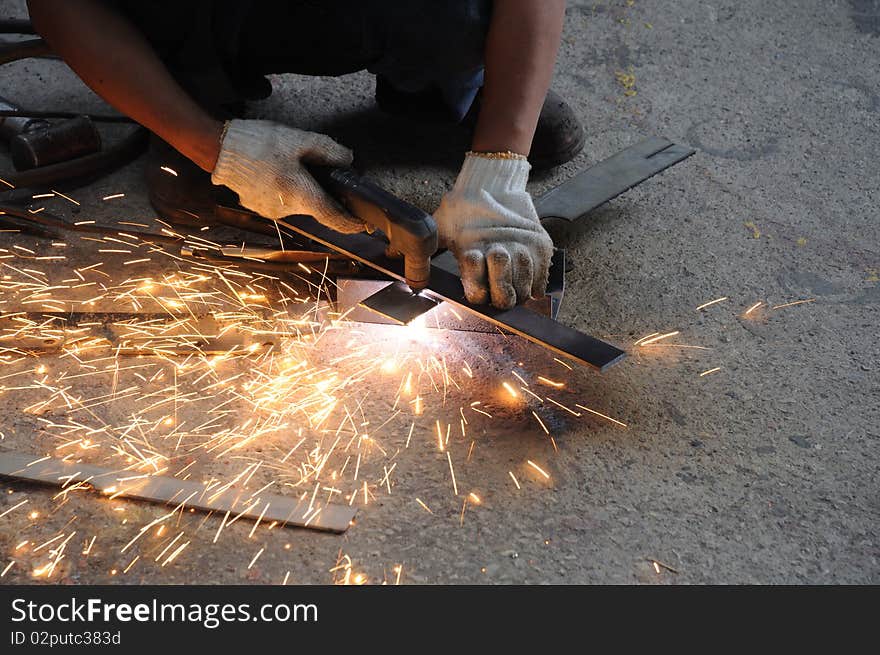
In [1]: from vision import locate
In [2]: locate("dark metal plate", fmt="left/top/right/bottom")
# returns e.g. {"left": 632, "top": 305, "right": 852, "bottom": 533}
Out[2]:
{"left": 359, "top": 282, "right": 439, "bottom": 325}
{"left": 535, "top": 137, "right": 696, "bottom": 221}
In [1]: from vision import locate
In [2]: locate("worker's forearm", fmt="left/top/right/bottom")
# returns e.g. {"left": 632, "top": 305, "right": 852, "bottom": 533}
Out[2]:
{"left": 471, "top": 0, "right": 566, "bottom": 155}
{"left": 27, "top": 0, "right": 222, "bottom": 171}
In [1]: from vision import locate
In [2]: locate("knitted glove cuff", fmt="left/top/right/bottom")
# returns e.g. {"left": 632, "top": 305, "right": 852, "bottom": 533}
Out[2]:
{"left": 211, "top": 119, "right": 284, "bottom": 186}
{"left": 454, "top": 152, "right": 531, "bottom": 196}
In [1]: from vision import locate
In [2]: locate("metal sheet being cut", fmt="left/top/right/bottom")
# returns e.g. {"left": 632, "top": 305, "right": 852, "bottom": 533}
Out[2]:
{"left": 276, "top": 214, "right": 626, "bottom": 371}
{"left": 0, "top": 451, "right": 356, "bottom": 533}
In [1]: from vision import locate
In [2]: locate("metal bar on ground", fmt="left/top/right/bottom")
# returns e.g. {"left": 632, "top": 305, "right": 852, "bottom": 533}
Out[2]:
{"left": 0, "top": 451, "right": 356, "bottom": 533}
{"left": 534, "top": 137, "right": 696, "bottom": 221}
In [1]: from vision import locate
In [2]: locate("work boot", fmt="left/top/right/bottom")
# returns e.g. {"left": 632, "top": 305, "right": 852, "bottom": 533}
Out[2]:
{"left": 527, "top": 89, "right": 585, "bottom": 171}
{"left": 375, "top": 78, "right": 585, "bottom": 170}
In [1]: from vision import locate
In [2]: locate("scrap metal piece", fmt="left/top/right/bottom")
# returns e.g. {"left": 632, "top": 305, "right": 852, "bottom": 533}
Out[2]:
{"left": 0, "top": 450, "right": 356, "bottom": 533}
{"left": 359, "top": 282, "right": 439, "bottom": 325}
{"left": 535, "top": 137, "right": 696, "bottom": 221}
{"left": 277, "top": 215, "right": 625, "bottom": 371}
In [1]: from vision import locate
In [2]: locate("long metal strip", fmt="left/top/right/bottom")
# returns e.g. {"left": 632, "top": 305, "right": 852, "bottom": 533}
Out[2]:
{"left": 535, "top": 137, "right": 696, "bottom": 221}
{"left": 0, "top": 450, "right": 356, "bottom": 533}
{"left": 277, "top": 215, "right": 625, "bottom": 371}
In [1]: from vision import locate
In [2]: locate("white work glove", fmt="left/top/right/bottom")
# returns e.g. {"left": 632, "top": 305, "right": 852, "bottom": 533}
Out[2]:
{"left": 211, "top": 119, "right": 364, "bottom": 234}
{"left": 433, "top": 153, "right": 554, "bottom": 309}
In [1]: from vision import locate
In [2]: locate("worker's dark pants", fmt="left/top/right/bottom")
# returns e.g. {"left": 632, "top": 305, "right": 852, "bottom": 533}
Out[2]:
{"left": 118, "top": 0, "right": 492, "bottom": 121}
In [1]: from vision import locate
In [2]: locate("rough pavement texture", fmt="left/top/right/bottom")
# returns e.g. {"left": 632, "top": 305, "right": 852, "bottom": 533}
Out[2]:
{"left": 0, "top": 0, "right": 877, "bottom": 584}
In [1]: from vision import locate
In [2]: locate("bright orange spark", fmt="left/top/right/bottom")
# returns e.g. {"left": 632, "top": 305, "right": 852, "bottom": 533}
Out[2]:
{"left": 638, "top": 331, "right": 680, "bottom": 346}
{"left": 526, "top": 460, "right": 550, "bottom": 479}
{"left": 695, "top": 296, "right": 729, "bottom": 311}
{"left": 771, "top": 298, "right": 816, "bottom": 310}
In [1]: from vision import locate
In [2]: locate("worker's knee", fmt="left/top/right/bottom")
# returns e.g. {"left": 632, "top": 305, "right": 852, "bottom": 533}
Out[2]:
{"left": 423, "top": 1, "right": 493, "bottom": 74}
{"left": 368, "top": 0, "right": 492, "bottom": 90}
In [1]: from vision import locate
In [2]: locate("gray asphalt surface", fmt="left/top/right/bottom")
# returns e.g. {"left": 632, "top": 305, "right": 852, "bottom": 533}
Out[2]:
{"left": 0, "top": 0, "right": 877, "bottom": 584}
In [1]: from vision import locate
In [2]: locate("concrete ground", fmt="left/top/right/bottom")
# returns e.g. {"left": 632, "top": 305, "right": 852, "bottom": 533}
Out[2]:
{"left": 0, "top": 0, "right": 877, "bottom": 584}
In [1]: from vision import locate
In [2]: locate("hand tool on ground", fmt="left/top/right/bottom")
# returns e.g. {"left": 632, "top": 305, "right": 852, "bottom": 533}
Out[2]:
{"left": 0, "top": 95, "right": 102, "bottom": 170}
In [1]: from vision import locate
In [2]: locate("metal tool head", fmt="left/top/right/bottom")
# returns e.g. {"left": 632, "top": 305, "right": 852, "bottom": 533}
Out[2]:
{"left": 308, "top": 167, "right": 438, "bottom": 291}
